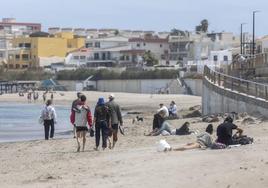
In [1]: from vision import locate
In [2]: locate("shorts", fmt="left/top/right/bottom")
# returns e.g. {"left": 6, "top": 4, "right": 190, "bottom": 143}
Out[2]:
{"left": 76, "top": 126, "right": 88, "bottom": 132}
{"left": 112, "top": 124, "right": 119, "bottom": 130}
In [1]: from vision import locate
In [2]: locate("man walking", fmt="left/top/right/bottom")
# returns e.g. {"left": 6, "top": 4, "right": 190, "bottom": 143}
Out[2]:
{"left": 106, "top": 93, "right": 123, "bottom": 149}
{"left": 70, "top": 92, "right": 82, "bottom": 138}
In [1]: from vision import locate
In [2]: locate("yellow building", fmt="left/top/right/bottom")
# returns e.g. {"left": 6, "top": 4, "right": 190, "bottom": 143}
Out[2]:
{"left": 8, "top": 32, "right": 85, "bottom": 69}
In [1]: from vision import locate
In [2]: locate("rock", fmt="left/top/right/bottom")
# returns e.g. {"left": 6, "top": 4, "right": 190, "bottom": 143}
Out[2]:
{"left": 202, "top": 115, "right": 219, "bottom": 123}
{"left": 189, "top": 105, "right": 201, "bottom": 111}
{"left": 241, "top": 117, "right": 256, "bottom": 125}
{"left": 183, "top": 110, "right": 202, "bottom": 118}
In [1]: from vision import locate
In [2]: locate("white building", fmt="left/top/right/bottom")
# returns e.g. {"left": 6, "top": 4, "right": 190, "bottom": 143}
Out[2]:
{"left": 129, "top": 35, "right": 169, "bottom": 65}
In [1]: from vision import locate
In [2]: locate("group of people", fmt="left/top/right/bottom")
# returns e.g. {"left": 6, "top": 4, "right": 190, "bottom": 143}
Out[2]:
{"left": 39, "top": 94, "right": 250, "bottom": 152}
{"left": 43, "top": 91, "right": 54, "bottom": 103}
{"left": 39, "top": 92, "right": 123, "bottom": 152}
{"left": 70, "top": 92, "right": 123, "bottom": 152}
{"left": 149, "top": 109, "right": 246, "bottom": 151}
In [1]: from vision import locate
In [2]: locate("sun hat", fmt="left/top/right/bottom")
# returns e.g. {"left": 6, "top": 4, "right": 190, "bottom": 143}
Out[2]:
{"left": 97, "top": 97, "right": 105, "bottom": 105}
{"left": 108, "top": 93, "right": 115, "bottom": 99}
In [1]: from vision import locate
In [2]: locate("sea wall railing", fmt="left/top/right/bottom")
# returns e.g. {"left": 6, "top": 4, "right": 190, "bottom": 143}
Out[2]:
{"left": 204, "top": 65, "right": 268, "bottom": 100}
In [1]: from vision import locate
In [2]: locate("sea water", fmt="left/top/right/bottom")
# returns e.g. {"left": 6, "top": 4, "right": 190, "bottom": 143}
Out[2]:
{"left": 0, "top": 102, "right": 73, "bottom": 142}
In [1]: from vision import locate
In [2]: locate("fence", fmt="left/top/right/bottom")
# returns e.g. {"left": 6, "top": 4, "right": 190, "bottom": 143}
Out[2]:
{"left": 204, "top": 65, "right": 268, "bottom": 100}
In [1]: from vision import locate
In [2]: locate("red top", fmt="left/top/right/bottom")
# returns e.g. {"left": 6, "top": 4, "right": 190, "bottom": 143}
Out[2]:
{"left": 70, "top": 101, "right": 92, "bottom": 128}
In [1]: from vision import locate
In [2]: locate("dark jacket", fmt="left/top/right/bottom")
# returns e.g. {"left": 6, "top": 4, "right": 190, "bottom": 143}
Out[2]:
{"left": 106, "top": 100, "right": 122, "bottom": 125}
{"left": 94, "top": 104, "right": 110, "bottom": 123}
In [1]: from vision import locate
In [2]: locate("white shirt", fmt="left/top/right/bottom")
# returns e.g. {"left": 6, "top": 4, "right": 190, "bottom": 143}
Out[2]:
{"left": 157, "top": 106, "right": 169, "bottom": 117}
{"left": 41, "top": 105, "right": 57, "bottom": 122}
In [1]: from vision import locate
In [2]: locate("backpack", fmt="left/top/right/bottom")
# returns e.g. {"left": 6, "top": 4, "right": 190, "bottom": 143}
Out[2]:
{"left": 232, "top": 135, "right": 254, "bottom": 145}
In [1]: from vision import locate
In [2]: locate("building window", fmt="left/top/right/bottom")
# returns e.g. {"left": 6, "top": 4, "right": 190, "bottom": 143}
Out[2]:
{"left": 73, "top": 56, "right": 79, "bottom": 60}
{"left": 143, "top": 43, "right": 146, "bottom": 46}
{"left": 223, "top": 55, "right": 228, "bottom": 61}
{"left": 102, "top": 53, "right": 106, "bottom": 60}
{"left": 160, "top": 44, "right": 163, "bottom": 48}
{"left": 22, "top": 65, "right": 28, "bottom": 68}
{"left": 15, "top": 55, "right": 20, "bottom": 60}
{"left": 86, "top": 43, "right": 93, "bottom": 48}
{"left": 94, "top": 53, "right": 99, "bottom": 60}
{"left": 19, "top": 43, "right": 24, "bottom": 48}
{"left": 137, "top": 43, "right": 140, "bottom": 47}
{"left": 0, "top": 53, "right": 3, "bottom": 58}
{"left": 22, "top": 54, "right": 29, "bottom": 60}
{"left": 25, "top": 43, "right": 31, "bottom": 48}
{"left": 213, "top": 55, "right": 218, "bottom": 61}
{"left": 80, "top": 56, "right": 86, "bottom": 61}
{"left": 126, "top": 55, "right": 129, "bottom": 61}
{"left": 95, "top": 42, "right": 100, "bottom": 48}
{"left": 16, "top": 64, "right": 20, "bottom": 69}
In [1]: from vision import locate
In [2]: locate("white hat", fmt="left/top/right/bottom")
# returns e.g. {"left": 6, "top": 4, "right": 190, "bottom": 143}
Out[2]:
{"left": 109, "top": 93, "right": 115, "bottom": 99}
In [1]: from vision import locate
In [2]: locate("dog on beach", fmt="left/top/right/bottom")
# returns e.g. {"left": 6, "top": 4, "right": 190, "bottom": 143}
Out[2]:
{"left": 132, "top": 116, "right": 144, "bottom": 124}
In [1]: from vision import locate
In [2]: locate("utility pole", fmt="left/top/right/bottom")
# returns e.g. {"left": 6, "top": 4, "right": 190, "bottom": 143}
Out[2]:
{"left": 240, "top": 23, "right": 246, "bottom": 55}
{"left": 252, "top": 10, "right": 260, "bottom": 56}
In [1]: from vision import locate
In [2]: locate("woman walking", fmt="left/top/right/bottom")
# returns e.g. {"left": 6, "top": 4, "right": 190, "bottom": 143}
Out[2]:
{"left": 70, "top": 95, "right": 92, "bottom": 152}
{"left": 94, "top": 97, "right": 111, "bottom": 150}
{"left": 40, "top": 99, "right": 57, "bottom": 140}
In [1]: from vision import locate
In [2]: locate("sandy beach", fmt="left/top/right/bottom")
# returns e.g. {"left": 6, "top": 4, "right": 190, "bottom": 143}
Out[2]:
{"left": 0, "top": 92, "right": 268, "bottom": 188}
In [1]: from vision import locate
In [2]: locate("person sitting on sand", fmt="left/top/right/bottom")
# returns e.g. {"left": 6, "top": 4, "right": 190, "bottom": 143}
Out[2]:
{"left": 152, "top": 104, "right": 169, "bottom": 131}
{"left": 146, "top": 110, "right": 172, "bottom": 136}
{"left": 40, "top": 99, "right": 57, "bottom": 140}
{"left": 168, "top": 101, "right": 177, "bottom": 117}
{"left": 94, "top": 97, "right": 111, "bottom": 151}
{"left": 171, "top": 122, "right": 193, "bottom": 135}
{"left": 70, "top": 95, "right": 93, "bottom": 152}
{"left": 216, "top": 116, "right": 243, "bottom": 146}
{"left": 173, "top": 124, "right": 214, "bottom": 151}
{"left": 157, "top": 103, "right": 169, "bottom": 118}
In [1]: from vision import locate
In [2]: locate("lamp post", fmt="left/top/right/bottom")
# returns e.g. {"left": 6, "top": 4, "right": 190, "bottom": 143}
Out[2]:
{"left": 252, "top": 10, "right": 260, "bottom": 56}
{"left": 240, "top": 23, "right": 247, "bottom": 55}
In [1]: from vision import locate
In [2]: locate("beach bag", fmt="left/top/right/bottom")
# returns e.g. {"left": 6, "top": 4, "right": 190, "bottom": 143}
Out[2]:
{"left": 156, "top": 139, "right": 171, "bottom": 152}
{"left": 232, "top": 135, "right": 253, "bottom": 145}
{"left": 38, "top": 116, "right": 44, "bottom": 124}
{"left": 90, "top": 129, "right": 95, "bottom": 137}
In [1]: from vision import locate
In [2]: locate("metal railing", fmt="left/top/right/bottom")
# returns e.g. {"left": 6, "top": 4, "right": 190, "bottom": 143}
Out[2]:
{"left": 204, "top": 65, "right": 268, "bottom": 100}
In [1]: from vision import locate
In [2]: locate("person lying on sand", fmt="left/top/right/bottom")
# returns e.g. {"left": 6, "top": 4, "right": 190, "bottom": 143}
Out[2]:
{"left": 171, "top": 122, "right": 194, "bottom": 135}
{"left": 173, "top": 124, "right": 214, "bottom": 151}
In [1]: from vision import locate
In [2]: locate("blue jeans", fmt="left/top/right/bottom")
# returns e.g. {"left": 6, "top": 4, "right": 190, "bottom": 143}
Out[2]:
{"left": 95, "top": 120, "right": 109, "bottom": 148}
{"left": 155, "top": 121, "right": 172, "bottom": 136}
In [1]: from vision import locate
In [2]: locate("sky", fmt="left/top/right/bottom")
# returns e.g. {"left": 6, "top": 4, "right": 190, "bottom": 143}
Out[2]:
{"left": 1, "top": 0, "right": 268, "bottom": 36}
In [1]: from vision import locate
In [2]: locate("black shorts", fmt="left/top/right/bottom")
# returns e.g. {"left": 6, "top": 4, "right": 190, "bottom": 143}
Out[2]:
{"left": 76, "top": 126, "right": 88, "bottom": 132}
{"left": 112, "top": 124, "right": 119, "bottom": 130}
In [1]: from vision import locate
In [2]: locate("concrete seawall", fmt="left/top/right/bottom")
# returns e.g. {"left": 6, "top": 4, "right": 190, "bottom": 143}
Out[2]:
{"left": 202, "top": 77, "right": 268, "bottom": 117}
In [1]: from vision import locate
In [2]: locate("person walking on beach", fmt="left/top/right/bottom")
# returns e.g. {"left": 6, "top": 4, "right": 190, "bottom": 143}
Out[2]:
{"left": 106, "top": 93, "right": 123, "bottom": 149}
{"left": 93, "top": 97, "right": 111, "bottom": 150}
{"left": 43, "top": 92, "right": 47, "bottom": 102}
{"left": 70, "top": 92, "right": 82, "bottom": 138}
{"left": 70, "top": 95, "right": 93, "bottom": 152}
{"left": 40, "top": 99, "right": 57, "bottom": 140}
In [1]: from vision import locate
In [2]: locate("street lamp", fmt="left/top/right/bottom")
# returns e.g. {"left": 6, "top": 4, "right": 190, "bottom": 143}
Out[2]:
{"left": 240, "top": 23, "right": 247, "bottom": 55}
{"left": 252, "top": 10, "right": 260, "bottom": 56}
